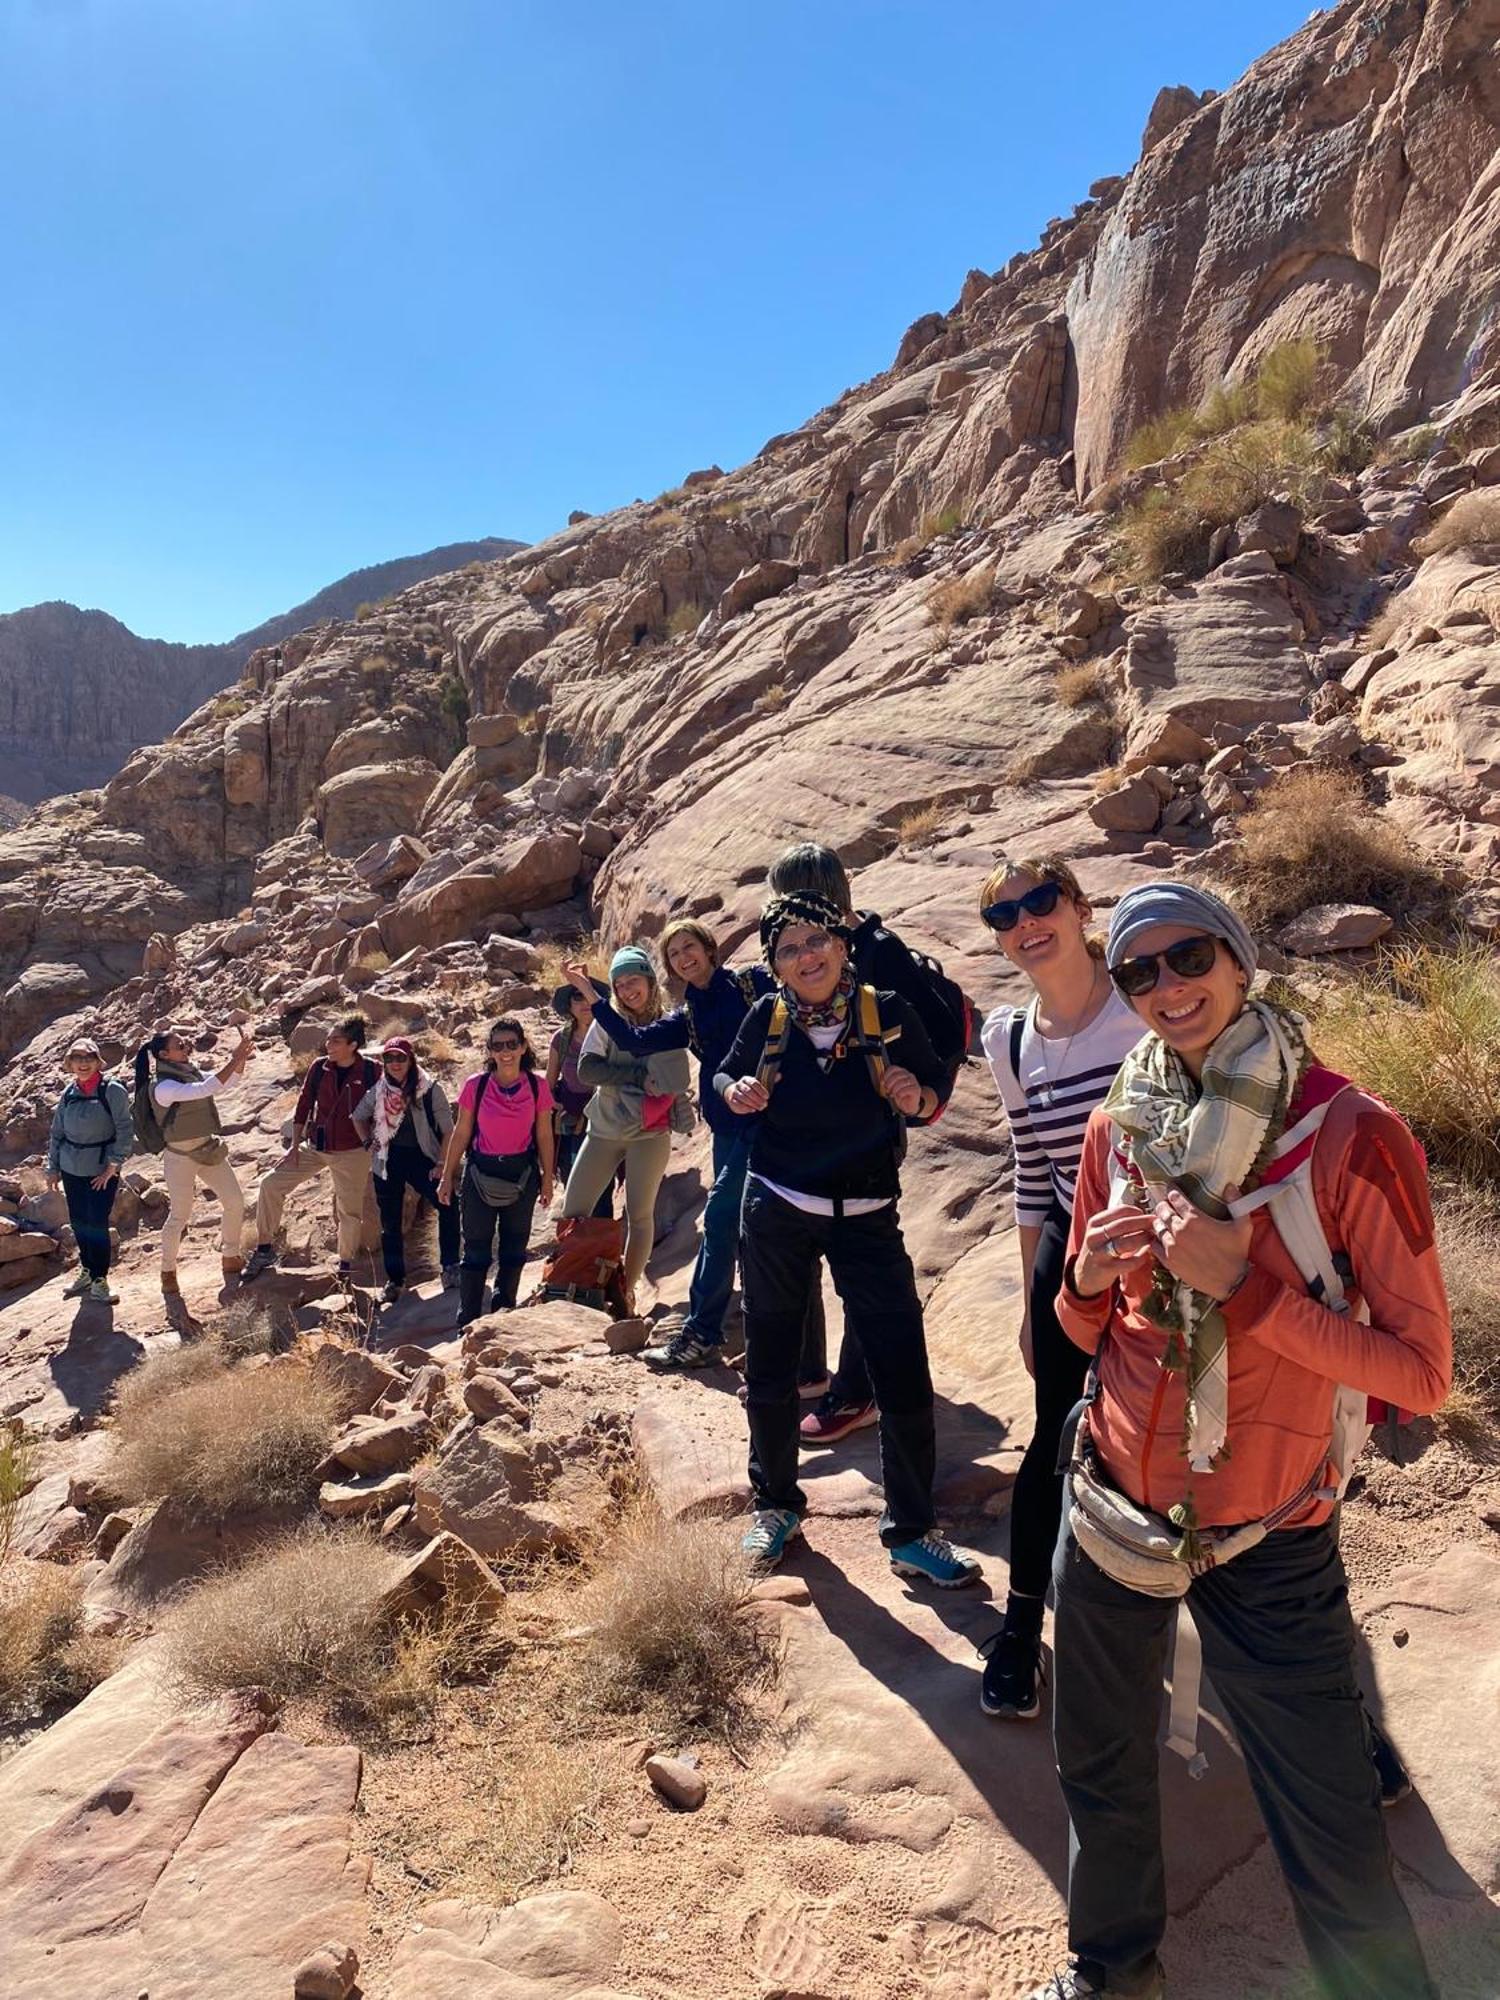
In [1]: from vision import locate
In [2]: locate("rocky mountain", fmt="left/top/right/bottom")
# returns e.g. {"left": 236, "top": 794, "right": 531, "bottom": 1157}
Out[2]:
{"left": 0, "top": 539, "right": 522, "bottom": 806}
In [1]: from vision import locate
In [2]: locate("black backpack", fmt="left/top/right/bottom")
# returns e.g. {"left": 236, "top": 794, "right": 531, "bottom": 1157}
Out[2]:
{"left": 851, "top": 917, "right": 974, "bottom": 1081}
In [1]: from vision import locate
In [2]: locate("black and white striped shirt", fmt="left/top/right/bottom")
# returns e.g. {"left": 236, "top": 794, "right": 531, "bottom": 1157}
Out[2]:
{"left": 981, "top": 991, "right": 1144, "bottom": 1227}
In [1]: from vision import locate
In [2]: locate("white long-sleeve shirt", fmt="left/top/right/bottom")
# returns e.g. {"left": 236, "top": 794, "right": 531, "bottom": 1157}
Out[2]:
{"left": 152, "top": 1075, "right": 225, "bottom": 1108}
{"left": 981, "top": 988, "right": 1143, "bottom": 1228}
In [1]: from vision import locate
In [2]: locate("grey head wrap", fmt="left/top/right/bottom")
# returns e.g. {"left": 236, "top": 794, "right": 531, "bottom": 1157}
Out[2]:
{"left": 1106, "top": 882, "right": 1257, "bottom": 981}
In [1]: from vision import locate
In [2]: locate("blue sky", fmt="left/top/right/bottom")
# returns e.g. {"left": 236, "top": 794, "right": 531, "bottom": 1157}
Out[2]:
{"left": 2, "top": 1, "right": 1312, "bottom": 641}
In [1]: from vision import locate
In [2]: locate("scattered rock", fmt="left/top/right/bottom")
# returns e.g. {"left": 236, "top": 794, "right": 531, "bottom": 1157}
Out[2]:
{"left": 645, "top": 1754, "right": 707, "bottom": 1812}
{"left": 1088, "top": 777, "right": 1160, "bottom": 834}
{"left": 1279, "top": 903, "right": 1393, "bottom": 955}
{"left": 603, "top": 1317, "right": 651, "bottom": 1354}
{"left": 325, "top": 1409, "right": 435, "bottom": 1477}
{"left": 293, "top": 1942, "right": 360, "bottom": 2000}
{"left": 318, "top": 1468, "right": 415, "bottom": 1520}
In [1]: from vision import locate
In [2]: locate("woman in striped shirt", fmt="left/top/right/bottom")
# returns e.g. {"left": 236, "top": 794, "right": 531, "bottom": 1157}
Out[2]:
{"left": 976, "top": 853, "right": 1143, "bottom": 1720}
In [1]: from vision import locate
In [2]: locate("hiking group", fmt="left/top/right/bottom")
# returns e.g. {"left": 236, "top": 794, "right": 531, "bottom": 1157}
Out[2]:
{"left": 40, "top": 839, "right": 1452, "bottom": 2000}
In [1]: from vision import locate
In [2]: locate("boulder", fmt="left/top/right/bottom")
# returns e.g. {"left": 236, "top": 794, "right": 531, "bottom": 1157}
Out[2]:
{"left": 305, "top": 1338, "right": 406, "bottom": 1418}
{"left": 410, "top": 1422, "right": 568, "bottom": 1559}
{"left": 462, "top": 1372, "right": 533, "bottom": 1426}
{"left": 379, "top": 832, "right": 582, "bottom": 957}
{"left": 352, "top": 831, "right": 430, "bottom": 890}
{"left": 316, "top": 760, "right": 441, "bottom": 858}
{"left": 1088, "top": 777, "right": 1160, "bottom": 834}
{"left": 719, "top": 559, "right": 798, "bottom": 621}
{"left": 1121, "top": 715, "right": 1213, "bottom": 770}
{"left": 376, "top": 1530, "right": 506, "bottom": 1623}
{"left": 325, "top": 1409, "right": 434, "bottom": 1477}
{"left": 467, "top": 711, "right": 521, "bottom": 749}
{"left": 1230, "top": 499, "right": 1303, "bottom": 564}
{"left": 318, "top": 1468, "right": 415, "bottom": 1520}
{"left": 1279, "top": 904, "right": 1394, "bottom": 955}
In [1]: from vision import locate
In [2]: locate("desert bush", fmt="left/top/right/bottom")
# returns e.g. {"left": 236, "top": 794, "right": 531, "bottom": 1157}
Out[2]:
{"left": 1054, "top": 661, "right": 1109, "bottom": 708}
{"left": 1252, "top": 338, "right": 1322, "bottom": 421}
{"left": 575, "top": 1501, "right": 775, "bottom": 1736}
{"left": 1122, "top": 407, "right": 1202, "bottom": 471}
{"left": 753, "top": 680, "right": 788, "bottom": 713}
{"left": 666, "top": 602, "right": 703, "bottom": 639}
{"left": 0, "top": 1426, "right": 34, "bottom": 1566}
{"left": 0, "top": 1563, "right": 115, "bottom": 1722}
{"left": 1314, "top": 939, "right": 1500, "bottom": 1186}
{"left": 918, "top": 504, "right": 965, "bottom": 542}
{"left": 1430, "top": 1187, "right": 1500, "bottom": 1431}
{"left": 1373, "top": 424, "right": 1440, "bottom": 469}
{"left": 1321, "top": 406, "right": 1377, "bottom": 476}
{"left": 1414, "top": 489, "right": 1500, "bottom": 559}
{"left": 111, "top": 1341, "right": 338, "bottom": 1520}
{"left": 926, "top": 564, "right": 995, "bottom": 630}
{"left": 354, "top": 601, "right": 375, "bottom": 620}
{"left": 1361, "top": 593, "right": 1409, "bottom": 650}
{"left": 439, "top": 675, "right": 470, "bottom": 732}
{"left": 1217, "top": 769, "right": 1440, "bottom": 931}
{"left": 897, "top": 802, "right": 944, "bottom": 847}
{"left": 653, "top": 507, "right": 685, "bottom": 531}
{"left": 710, "top": 497, "right": 745, "bottom": 521}
{"left": 579, "top": 601, "right": 607, "bottom": 633}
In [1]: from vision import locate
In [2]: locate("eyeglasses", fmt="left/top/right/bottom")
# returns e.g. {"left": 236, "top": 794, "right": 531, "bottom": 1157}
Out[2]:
{"left": 383, "top": 1053, "right": 411, "bottom": 1066}
{"left": 489, "top": 1038, "right": 523, "bottom": 1053}
{"left": 1109, "top": 933, "right": 1220, "bottom": 998}
{"left": 981, "top": 881, "right": 1062, "bottom": 933}
{"left": 773, "top": 928, "right": 836, "bottom": 967}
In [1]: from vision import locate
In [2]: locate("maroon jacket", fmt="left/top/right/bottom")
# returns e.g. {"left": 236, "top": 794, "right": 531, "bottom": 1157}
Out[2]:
{"left": 294, "top": 1055, "right": 378, "bottom": 1152}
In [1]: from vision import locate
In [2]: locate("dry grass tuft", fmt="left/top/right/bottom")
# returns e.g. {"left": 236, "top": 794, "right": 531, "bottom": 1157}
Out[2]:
{"left": 111, "top": 1341, "right": 338, "bottom": 1520}
{"left": 1118, "top": 418, "right": 1324, "bottom": 582}
{"left": 531, "top": 933, "right": 602, "bottom": 997}
{"left": 753, "top": 680, "right": 788, "bottom": 714}
{"left": 0, "top": 1562, "right": 116, "bottom": 1722}
{"left": 1361, "top": 594, "right": 1409, "bottom": 650}
{"left": 1314, "top": 939, "right": 1500, "bottom": 1187}
{"left": 1054, "top": 661, "right": 1110, "bottom": 708}
{"left": 666, "top": 602, "right": 703, "bottom": 639}
{"left": 1431, "top": 1187, "right": 1500, "bottom": 1431}
{"left": 1121, "top": 340, "right": 1323, "bottom": 473}
{"left": 1, "top": 1426, "right": 34, "bottom": 1566}
{"left": 1214, "top": 769, "right": 1440, "bottom": 931}
{"left": 926, "top": 564, "right": 995, "bottom": 630}
{"left": 574, "top": 1498, "right": 775, "bottom": 1738}
{"left": 897, "top": 801, "right": 944, "bottom": 847}
{"left": 420, "top": 1029, "right": 463, "bottom": 1066}
{"left": 1414, "top": 489, "right": 1500, "bottom": 559}
{"left": 918, "top": 504, "right": 965, "bottom": 543}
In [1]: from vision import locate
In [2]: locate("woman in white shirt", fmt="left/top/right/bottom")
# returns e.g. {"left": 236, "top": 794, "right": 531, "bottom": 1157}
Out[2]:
{"left": 976, "top": 854, "right": 1143, "bottom": 1721}
{"left": 135, "top": 1023, "right": 254, "bottom": 1308}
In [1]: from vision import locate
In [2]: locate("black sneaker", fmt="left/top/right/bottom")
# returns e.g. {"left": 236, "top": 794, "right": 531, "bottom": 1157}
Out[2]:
{"left": 242, "top": 1244, "right": 277, "bottom": 1281}
{"left": 978, "top": 1623, "right": 1044, "bottom": 1719}
{"left": 380, "top": 1280, "right": 404, "bottom": 1306}
{"left": 645, "top": 1330, "right": 722, "bottom": 1370}
{"left": 1025, "top": 1960, "right": 1163, "bottom": 1999}
{"left": 1369, "top": 1717, "right": 1413, "bottom": 1807}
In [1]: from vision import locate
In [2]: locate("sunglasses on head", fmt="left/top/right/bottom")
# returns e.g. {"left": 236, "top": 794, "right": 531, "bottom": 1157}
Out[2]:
{"left": 1109, "top": 933, "right": 1220, "bottom": 998}
{"left": 981, "top": 880, "right": 1062, "bottom": 933}
{"left": 489, "top": 1037, "right": 522, "bottom": 1053}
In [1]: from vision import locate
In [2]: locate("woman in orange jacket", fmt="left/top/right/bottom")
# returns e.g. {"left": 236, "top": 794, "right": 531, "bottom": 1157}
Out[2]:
{"left": 1027, "top": 881, "right": 1448, "bottom": 2000}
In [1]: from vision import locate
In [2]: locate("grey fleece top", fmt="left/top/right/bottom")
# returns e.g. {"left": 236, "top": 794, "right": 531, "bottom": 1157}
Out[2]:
{"left": 48, "top": 1077, "right": 134, "bottom": 1179}
{"left": 577, "top": 1022, "right": 693, "bottom": 1139}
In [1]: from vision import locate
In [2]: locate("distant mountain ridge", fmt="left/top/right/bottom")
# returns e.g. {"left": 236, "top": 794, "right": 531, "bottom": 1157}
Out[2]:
{"left": 0, "top": 537, "right": 523, "bottom": 806}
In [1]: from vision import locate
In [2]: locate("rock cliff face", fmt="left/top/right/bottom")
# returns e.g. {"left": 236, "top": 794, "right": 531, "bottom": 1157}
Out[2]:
{"left": 0, "top": 540, "right": 521, "bottom": 806}
{"left": 0, "top": 0, "right": 1495, "bottom": 1075}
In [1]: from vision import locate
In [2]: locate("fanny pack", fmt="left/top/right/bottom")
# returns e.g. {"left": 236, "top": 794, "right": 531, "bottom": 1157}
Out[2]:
{"left": 467, "top": 1149, "right": 534, "bottom": 1209}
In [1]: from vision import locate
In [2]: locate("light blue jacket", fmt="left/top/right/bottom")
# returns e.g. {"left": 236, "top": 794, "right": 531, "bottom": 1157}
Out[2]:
{"left": 47, "top": 1077, "right": 134, "bottom": 1179}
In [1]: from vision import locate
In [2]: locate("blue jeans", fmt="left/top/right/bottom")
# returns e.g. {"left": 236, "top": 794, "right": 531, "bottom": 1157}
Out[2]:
{"left": 684, "top": 1129, "right": 750, "bottom": 1344}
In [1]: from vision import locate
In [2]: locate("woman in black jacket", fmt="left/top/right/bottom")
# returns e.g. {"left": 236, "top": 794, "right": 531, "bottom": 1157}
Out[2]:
{"left": 716, "top": 890, "right": 982, "bottom": 1587}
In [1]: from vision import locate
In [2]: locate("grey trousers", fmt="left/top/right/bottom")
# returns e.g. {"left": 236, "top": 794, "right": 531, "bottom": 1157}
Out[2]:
{"left": 1052, "top": 1518, "right": 1433, "bottom": 1999}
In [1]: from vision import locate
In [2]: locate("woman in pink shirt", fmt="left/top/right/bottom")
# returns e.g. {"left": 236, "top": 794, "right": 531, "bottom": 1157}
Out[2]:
{"left": 439, "top": 1016, "right": 556, "bottom": 1326}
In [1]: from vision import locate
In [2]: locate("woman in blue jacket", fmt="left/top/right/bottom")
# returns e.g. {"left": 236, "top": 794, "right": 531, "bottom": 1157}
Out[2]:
{"left": 45, "top": 1036, "right": 133, "bottom": 1304}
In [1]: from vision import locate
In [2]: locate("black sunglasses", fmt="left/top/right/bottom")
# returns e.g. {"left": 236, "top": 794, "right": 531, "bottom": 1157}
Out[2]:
{"left": 981, "top": 880, "right": 1062, "bottom": 933}
{"left": 1109, "top": 933, "right": 1220, "bottom": 998}
{"left": 489, "top": 1038, "right": 523, "bottom": 1053}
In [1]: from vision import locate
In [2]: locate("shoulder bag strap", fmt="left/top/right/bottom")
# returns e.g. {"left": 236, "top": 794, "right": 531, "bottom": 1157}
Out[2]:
{"left": 754, "top": 996, "right": 791, "bottom": 1095}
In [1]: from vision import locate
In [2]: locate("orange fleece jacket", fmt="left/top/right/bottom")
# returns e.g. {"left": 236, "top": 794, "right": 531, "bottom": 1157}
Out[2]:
{"left": 1057, "top": 1083, "right": 1451, "bottom": 1529}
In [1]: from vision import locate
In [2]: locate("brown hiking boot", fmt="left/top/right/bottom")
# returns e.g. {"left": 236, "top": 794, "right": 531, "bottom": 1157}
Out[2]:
{"left": 161, "top": 1269, "right": 182, "bottom": 1297}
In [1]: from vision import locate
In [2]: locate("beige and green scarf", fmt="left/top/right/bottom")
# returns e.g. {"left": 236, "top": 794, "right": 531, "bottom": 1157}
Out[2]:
{"left": 1102, "top": 999, "right": 1310, "bottom": 1537}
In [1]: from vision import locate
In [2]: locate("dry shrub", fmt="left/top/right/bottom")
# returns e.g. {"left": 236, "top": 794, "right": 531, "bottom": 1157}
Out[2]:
{"left": 1361, "top": 594, "right": 1408, "bottom": 650}
{"left": 1252, "top": 338, "right": 1323, "bottom": 421}
{"left": 926, "top": 564, "right": 994, "bottom": 630}
{"left": 1054, "top": 661, "right": 1109, "bottom": 708}
{"left": 1217, "top": 768, "right": 1439, "bottom": 929}
{"left": 918, "top": 504, "right": 965, "bottom": 543}
{"left": 666, "top": 602, "right": 702, "bottom": 639}
{"left": 710, "top": 497, "right": 745, "bottom": 521}
{"left": 531, "top": 933, "right": 601, "bottom": 996}
{"left": 420, "top": 1029, "right": 462, "bottom": 1066}
{"left": 1430, "top": 1187, "right": 1500, "bottom": 1431}
{"left": 575, "top": 1499, "right": 775, "bottom": 1737}
{"left": 897, "top": 801, "right": 944, "bottom": 847}
{"left": 1121, "top": 341, "right": 1323, "bottom": 474}
{"left": 111, "top": 1341, "right": 338, "bottom": 1520}
{"left": 1314, "top": 939, "right": 1500, "bottom": 1187}
{"left": 0, "top": 1426, "right": 33, "bottom": 1566}
{"left": 1118, "top": 411, "right": 1326, "bottom": 582}
{"left": 1414, "top": 489, "right": 1500, "bottom": 559}
{"left": 0, "top": 1562, "right": 116, "bottom": 1722}
{"left": 653, "top": 507, "right": 685, "bottom": 531}
{"left": 753, "top": 680, "right": 788, "bottom": 713}
{"left": 579, "top": 601, "right": 607, "bottom": 633}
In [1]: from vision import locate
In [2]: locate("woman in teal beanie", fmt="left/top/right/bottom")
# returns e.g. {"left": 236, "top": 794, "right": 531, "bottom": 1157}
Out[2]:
{"left": 559, "top": 944, "right": 694, "bottom": 1312}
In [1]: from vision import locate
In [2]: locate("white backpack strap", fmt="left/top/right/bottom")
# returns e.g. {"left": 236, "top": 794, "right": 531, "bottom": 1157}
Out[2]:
{"left": 1228, "top": 1157, "right": 1345, "bottom": 1311}
{"left": 1165, "top": 1604, "right": 1208, "bottom": 1779}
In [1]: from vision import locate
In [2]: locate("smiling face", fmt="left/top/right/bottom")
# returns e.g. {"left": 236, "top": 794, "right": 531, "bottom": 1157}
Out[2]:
{"left": 569, "top": 992, "right": 594, "bottom": 1030}
{"left": 161, "top": 1030, "right": 192, "bottom": 1063}
{"left": 488, "top": 1028, "right": 524, "bottom": 1075}
{"left": 772, "top": 920, "right": 847, "bottom": 1005}
{"left": 66, "top": 1051, "right": 100, "bottom": 1082}
{"left": 665, "top": 933, "right": 713, "bottom": 989}
{"left": 1116, "top": 922, "right": 1247, "bottom": 1073}
{"left": 989, "top": 871, "right": 1092, "bottom": 984}
{"left": 613, "top": 972, "right": 653, "bottom": 1017}
{"left": 325, "top": 1031, "right": 359, "bottom": 1067}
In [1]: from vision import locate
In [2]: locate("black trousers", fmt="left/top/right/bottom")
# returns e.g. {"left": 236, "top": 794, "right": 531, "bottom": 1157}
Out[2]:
{"left": 375, "top": 1146, "right": 459, "bottom": 1283}
{"left": 1009, "top": 1198, "right": 1085, "bottom": 1599}
{"left": 1053, "top": 1519, "right": 1434, "bottom": 1999}
{"left": 62, "top": 1169, "right": 118, "bottom": 1279}
{"left": 740, "top": 1180, "right": 935, "bottom": 1547}
{"left": 458, "top": 1167, "right": 538, "bottom": 1322}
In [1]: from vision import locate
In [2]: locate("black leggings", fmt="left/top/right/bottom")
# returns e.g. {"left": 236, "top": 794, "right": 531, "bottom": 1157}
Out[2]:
{"left": 1010, "top": 1197, "right": 1088, "bottom": 1600}
{"left": 62, "top": 1169, "right": 119, "bottom": 1279}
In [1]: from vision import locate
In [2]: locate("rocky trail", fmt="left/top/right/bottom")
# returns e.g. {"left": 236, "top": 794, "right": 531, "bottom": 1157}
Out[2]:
{"left": 4, "top": 0, "right": 1500, "bottom": 1992}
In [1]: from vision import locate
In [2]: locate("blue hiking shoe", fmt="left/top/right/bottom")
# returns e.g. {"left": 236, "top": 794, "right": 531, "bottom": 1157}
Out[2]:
{"left": 889, "top": 1531, "right": 982, "bottom": 1590}
{"left": 741, "top": 1508, "right": 803, "bottom": 1568}
{"left": 645, "top": 1330, "right": 722, "bottom": 1370}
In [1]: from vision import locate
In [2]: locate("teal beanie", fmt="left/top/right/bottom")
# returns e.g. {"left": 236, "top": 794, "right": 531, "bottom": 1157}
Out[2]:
{"left": 609, "top": 945, "right": 655, "bottom": 986}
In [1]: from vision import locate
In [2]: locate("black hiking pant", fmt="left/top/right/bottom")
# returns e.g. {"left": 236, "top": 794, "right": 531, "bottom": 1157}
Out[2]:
{"left": 457, "top": 1167, "right": 538, "bottom": 1323}
{"left": 61, "top": 1169, "right": 119, "bottom": 1280}
{"left": 1008, "top": 1198, "right": 1084, "bottom": 1599}
{"left": 1052, "top": 1517, "right": 1434, "bottom": 1999}
{"left": 375, "top": 1144, "right": 459, "bottom": 1284}
{"left": 740, "top": 1180, "right": 934, "bottom": 1547}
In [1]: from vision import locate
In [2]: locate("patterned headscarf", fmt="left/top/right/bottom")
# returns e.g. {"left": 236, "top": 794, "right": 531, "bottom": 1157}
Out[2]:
{"left": 758, "top": 890, "right": 847, "bottom": 969}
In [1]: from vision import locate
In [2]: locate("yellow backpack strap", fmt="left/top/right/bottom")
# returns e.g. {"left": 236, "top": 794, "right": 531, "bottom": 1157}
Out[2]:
{"left": 755, "top": 995, "right": 792, "bottom": 1094}
{"left": 857, "top": 984, "right": 891, "bottom": 1097}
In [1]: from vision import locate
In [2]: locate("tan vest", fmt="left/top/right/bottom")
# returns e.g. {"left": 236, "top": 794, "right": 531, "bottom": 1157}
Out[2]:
{"left": 152, "top": 1061, "right": 226, "bottom": 1159}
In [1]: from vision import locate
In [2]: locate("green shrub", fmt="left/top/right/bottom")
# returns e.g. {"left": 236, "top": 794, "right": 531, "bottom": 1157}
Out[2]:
{"left": 439, "top": 675, "right": 471, "bottom": 732}
{"left": 1252, "top": 338, "right": 1322, "bottom": 421}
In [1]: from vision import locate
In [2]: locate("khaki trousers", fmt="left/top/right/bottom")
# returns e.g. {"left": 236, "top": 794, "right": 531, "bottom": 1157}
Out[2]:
{"left": 161, "top": 1147, "right": 247, "bottom": 1271}
{"left": 562, "top": 1130, "right": 671, "bottom": 1293}
{"left": 255, "top": 1146, "right": 373, "bottom": 1262}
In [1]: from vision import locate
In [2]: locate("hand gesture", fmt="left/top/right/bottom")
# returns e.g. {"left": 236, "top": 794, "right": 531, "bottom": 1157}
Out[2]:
{"left": 1150, "top": 1188, "right": 1252, "bottom": 1301}
{"left": 723, "top": 1076, "right": 768, "bottom": 1115}
{"left": 563, "top": 961, "right": 598, "bottom": 1000}
{"left": 883, "top": 1064, "right": 922, "bottom": 1116}
{"left": 1073, "top": 1202, "right": 1159, "bottom": 1298}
